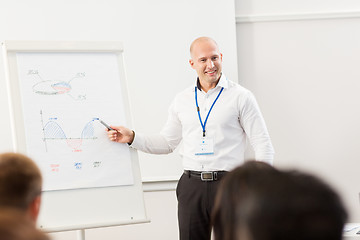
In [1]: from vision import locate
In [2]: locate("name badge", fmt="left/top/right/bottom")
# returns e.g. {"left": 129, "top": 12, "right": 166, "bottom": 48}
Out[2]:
{"left": 195, "top": 137, "right": 214, "bottom": 156}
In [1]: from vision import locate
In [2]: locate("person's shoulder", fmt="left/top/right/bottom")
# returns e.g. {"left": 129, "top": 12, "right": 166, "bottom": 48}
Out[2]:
{"left": 226, "top": 79, "right": 252, "bottom": 96}
{"left": 225, "top": 80, "right": 259, "bottom": 109}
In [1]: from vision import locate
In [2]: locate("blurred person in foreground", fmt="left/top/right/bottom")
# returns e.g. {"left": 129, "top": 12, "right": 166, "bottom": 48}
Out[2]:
{"left": 0, "top": 152, "right": 43, "bottom": 222}
{"left": 212, "top": 161, "right": 348, "bottom": 240}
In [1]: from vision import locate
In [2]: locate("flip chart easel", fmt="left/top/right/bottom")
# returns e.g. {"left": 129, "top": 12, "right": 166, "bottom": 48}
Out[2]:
{"left": 2, "top": 41, "right": 149, "bottom": 237}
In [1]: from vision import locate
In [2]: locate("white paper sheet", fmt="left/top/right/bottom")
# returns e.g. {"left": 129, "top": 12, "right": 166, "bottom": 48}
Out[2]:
{"left": 16, "top": 52, "right": 133, "bottom": 191}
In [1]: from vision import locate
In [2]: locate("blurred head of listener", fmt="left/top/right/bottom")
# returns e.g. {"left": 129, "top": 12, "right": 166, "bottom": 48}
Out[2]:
{"left": 0, "top": 209, "right": 49, "bottom": 240}
{"left": 212, "top": 161, "right": 348, "bottom": 240}
{"left": 0, "top": 152, "right": 42, "bottom": 222}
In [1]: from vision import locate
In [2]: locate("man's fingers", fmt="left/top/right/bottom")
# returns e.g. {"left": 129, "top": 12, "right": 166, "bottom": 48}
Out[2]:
{"left": 107, "top": 130, "right": 118, "bottom": 141}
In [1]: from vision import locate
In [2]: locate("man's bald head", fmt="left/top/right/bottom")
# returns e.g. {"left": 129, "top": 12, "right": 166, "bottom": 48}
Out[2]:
{"left": 190, "top": 37, "right": 219, "bottom": 58}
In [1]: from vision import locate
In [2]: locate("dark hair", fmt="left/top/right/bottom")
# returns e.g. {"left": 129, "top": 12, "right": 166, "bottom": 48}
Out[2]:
{"left": 212, "top": 161, "right": 348, "bottom": 240}
{"left": 0, "top": 152, "right": 42, "bottom": 210}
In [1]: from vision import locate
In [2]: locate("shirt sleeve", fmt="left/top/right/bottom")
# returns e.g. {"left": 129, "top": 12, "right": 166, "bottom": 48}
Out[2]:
{"left": 130, "top": 99, "right": 183, "bottom": 154}
{"left": 239, "top": 92, "right": 275, "bottom": 164}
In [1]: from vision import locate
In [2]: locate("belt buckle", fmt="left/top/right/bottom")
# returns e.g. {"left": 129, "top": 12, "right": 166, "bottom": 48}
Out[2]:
{"left": 201, "top": 172, "right": 213, "bottom": 181}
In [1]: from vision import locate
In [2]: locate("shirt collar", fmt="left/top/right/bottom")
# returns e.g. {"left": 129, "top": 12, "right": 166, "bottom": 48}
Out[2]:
{"left": 194, "top": 74, "right": 228, "bottom": 91}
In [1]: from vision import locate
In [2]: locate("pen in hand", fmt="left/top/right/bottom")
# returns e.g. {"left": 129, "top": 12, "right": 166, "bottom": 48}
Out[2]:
{"left": 99, "top": 120, "right": 117, "bottom": 132}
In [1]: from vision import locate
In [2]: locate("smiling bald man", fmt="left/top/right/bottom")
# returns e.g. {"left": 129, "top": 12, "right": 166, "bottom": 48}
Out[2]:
{"left": 107, "top": 36, "right": 275, "bottom": 240}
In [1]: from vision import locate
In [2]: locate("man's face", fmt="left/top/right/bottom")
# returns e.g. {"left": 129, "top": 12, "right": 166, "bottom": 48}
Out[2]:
{"left": 189, "top": 40, "right": 223, "bottom": 85}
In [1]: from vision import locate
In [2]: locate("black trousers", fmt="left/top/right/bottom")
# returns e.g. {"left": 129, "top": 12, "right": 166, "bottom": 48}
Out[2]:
{"left": 176, "top": 172, "right": 225, "bottom": 240}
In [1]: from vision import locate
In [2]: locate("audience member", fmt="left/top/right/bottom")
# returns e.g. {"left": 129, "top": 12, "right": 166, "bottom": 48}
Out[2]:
{"left": 212, "top": 161, "right": 348, "bottom": 240}
{"left": 0, "top": 152, "right": 43, "bottom": 222}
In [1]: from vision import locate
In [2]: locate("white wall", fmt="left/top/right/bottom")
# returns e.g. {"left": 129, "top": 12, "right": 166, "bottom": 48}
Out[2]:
{"left": 235, "top": 0, "right": 360, "bottom": 222}
{"left": 0, "top": 0, "right": 238, "bottom": 182}
{"left": 0, "top": 1, "right": 237, "bottom": 239}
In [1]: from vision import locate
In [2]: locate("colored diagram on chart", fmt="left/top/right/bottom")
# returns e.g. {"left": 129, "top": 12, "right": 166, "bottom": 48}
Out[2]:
{"left": 40, "top": 110, "right": 101, "bottom": 152}
{"left": 28, "top": 70, "right": 86, "bottom": 100}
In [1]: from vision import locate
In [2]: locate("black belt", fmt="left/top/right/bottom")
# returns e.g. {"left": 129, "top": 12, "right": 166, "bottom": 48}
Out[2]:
{"left": 184, "top": 170, "right": 227, "bottom": 181}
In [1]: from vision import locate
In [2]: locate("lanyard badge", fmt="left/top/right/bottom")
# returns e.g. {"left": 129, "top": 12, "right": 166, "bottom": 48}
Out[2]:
{"left": 194, "top": 86, "right": 223, "bottom": 156}
{"left": 195, "top": 137, "right": 215, "bottom": 156}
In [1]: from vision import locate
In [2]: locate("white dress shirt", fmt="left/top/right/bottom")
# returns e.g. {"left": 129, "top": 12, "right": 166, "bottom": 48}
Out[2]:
{"left": 131, "top": 75, "right": 274, "bottom": 171}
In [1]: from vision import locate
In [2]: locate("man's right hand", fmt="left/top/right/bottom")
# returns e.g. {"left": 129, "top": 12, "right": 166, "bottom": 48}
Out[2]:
{"left": 106, "top": 126, "right": 135, "bottom": 145}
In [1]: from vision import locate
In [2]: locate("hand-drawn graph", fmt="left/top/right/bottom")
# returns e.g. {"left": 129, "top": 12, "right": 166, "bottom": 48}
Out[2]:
{"left": 41, "top": 110, "right": 99, "bottom": 152}
{"left": 29, "top": 70, "right": 86, "bottom": 100}
{"left": 14, "top": 51, "right": 134, "bottom": 192}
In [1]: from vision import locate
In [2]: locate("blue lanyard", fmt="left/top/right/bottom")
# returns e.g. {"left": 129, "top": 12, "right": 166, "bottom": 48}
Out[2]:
{"left": 195, "top": 86, "right": 224, "bottom": 137}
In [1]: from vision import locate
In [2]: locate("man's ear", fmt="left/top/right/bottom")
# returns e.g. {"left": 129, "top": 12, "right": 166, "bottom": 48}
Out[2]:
{"left": 189, "top": 59, "right": 195, "bottom": 69}
{"left": 27, "top": 195, "right": 41, "bottom": 222}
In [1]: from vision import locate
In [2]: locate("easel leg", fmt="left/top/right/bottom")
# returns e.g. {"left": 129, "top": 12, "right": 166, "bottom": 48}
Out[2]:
{"left": 77, "top": 229, "right": 85, "bottom": 240}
